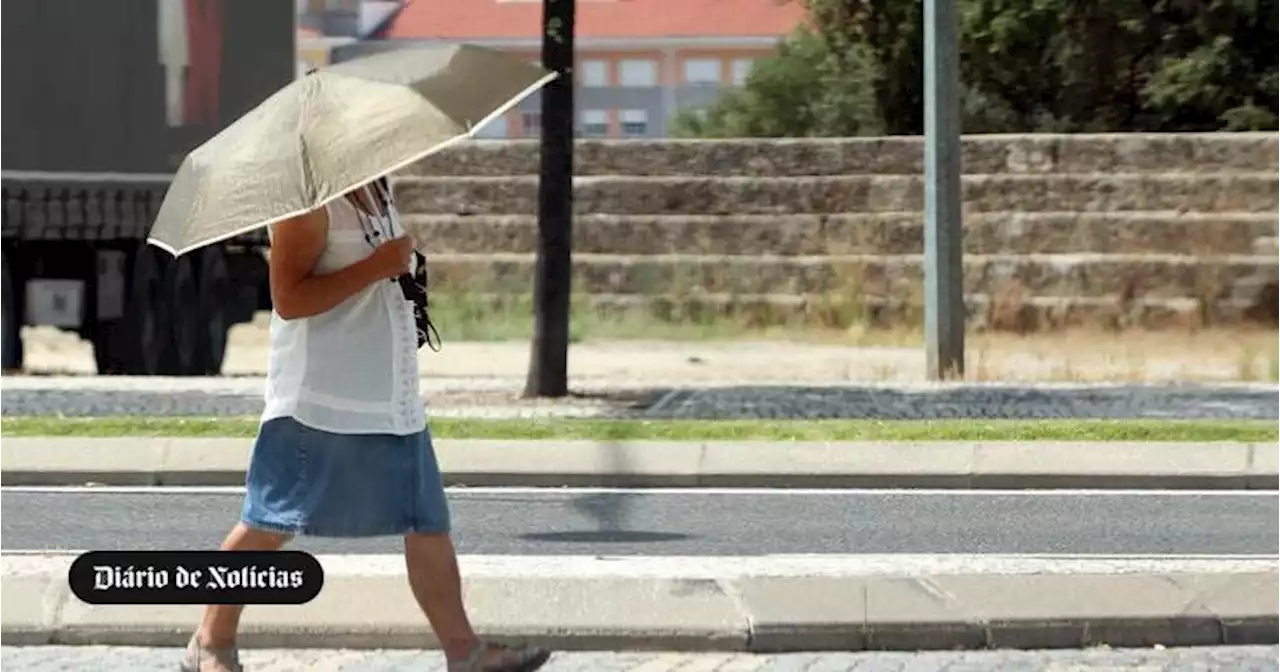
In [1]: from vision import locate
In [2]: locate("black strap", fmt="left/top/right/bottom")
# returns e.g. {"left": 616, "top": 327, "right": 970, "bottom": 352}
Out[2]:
{"left": 374, "top": 178, "right": 442, "bottom": 353}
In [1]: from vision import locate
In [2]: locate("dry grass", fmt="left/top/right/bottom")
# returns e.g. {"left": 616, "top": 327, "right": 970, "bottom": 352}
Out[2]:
{"left": 13, "top": 262, "right": 1278, "bottom": 383}
{"left": 964, "top": 327, "right": 1279, "bottom": 382}
{"left": 16, "top": 319, "right": 1277, "bottom": 384}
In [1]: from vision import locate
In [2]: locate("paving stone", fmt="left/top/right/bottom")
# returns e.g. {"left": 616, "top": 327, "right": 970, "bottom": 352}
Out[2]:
{"left": 3, "top": 647, "right": 1277, "bottom": 672}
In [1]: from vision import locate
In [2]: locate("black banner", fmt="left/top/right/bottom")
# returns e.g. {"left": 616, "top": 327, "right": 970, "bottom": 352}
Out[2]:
{"left": 68, "top": 550, "right": 324, "bottom": 605}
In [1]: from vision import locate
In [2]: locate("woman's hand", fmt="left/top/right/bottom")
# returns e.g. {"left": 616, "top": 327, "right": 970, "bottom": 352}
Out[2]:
{"left": 368, "top": 235, "right": 414, "bottom": 280}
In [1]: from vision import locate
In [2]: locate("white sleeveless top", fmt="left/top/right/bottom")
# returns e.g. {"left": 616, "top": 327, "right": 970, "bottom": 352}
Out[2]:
{"left": 260, "top": 183, "right": 425, "bottom": 436}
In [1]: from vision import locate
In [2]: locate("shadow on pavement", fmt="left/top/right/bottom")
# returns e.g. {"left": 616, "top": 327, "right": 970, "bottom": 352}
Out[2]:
{"left": 519, "top": 530, "right": 691, "bottom": 543}
{"left": 519, "top": 440, "right": 693, "bottom": 545}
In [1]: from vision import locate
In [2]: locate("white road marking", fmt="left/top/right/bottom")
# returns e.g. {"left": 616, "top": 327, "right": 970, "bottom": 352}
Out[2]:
{"left": 1, "top": 485, "right": 1272, "bottom": 497}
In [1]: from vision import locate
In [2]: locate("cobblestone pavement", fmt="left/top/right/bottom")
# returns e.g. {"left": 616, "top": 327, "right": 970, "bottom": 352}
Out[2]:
{"left": 3, "top": 646, "right": 1278, "bottom": 671}
{"left": 1, "top": 378, "right": 1275, "bottom": 419}
{"left": 643, "top": 384, "right": 1279, "bottom": 420}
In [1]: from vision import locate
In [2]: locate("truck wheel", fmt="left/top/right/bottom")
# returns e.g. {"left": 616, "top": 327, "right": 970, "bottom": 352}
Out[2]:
{"left": 92, "top": 322, "right": 129, "bottom": 374}
{"left": 124, "top": 244, "right": 175, "bottom": 375}
{"left": 197, "top": 247, "right": 231, "bottom": 375}
{"left": 168, "top": 256, "right": 203, "bottom": 375}
{"left": 1, "top": 250, "right": 23, "bottom": 372}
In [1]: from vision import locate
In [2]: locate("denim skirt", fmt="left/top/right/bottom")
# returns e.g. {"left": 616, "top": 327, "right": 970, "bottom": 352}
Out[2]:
{"left": 240, "top": 416, "right": 452, "bottom": 538}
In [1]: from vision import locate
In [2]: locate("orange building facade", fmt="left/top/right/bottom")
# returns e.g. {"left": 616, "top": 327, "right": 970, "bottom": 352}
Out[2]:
{"left": 308, "top": 0, "right": 807, "bottom": 138}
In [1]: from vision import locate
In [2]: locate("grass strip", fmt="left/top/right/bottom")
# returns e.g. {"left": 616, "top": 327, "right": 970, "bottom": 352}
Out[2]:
{"left": 2, "top": 417, "right": 1275, "bottom": 442}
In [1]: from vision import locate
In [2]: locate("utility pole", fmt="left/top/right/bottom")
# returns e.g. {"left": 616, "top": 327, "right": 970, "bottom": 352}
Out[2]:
{"left": 923, "top": 0, "right": 965, "bottom": 379}
{"left": 524, "top": 0, "right": 576, "bottom": 397}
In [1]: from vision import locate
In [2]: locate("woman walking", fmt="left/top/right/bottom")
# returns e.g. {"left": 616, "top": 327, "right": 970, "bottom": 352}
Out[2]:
{"left": 181, "top": 178, "right": 552, "bottom": 672}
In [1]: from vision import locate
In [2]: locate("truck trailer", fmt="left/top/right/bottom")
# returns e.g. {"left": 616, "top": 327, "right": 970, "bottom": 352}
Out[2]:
{"left": 1, "top": 0, "right": 296, "bottom": 375}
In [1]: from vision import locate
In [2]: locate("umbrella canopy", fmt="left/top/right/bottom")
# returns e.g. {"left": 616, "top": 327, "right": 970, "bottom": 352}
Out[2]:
{"left": 147, "top": 44, "right": 555, "bottom": 257}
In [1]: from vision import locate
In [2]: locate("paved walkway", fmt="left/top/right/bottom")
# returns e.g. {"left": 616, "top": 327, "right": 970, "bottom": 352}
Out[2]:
{"left": 4, "top": 646, "right": 1277, "bottom": 671}
{"left": 16, "top": 325, "right": 1280, "bottom": 384}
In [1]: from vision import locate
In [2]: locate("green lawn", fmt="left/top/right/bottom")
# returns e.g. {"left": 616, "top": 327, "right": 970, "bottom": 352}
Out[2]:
{"left": 2, "top": 417, "right": 1274, "bottom": 442}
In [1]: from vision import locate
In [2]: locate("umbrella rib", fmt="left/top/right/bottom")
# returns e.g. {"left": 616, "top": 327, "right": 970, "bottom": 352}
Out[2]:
{"left": 297, "top": 77, "right": 319, "bottom": 209}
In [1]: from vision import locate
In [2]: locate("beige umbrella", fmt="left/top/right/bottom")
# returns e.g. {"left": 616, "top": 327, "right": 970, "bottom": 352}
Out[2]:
{"left": 147, "top": 44, "right": 556, "bottom": 257}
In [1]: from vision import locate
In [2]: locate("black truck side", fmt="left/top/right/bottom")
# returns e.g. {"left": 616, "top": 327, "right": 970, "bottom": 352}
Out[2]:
{"left": 1, "top": 0, "right": 296, "bottom": 375}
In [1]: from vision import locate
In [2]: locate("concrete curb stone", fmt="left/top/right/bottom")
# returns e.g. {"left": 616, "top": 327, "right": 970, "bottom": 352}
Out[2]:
{"left": 1, "top": 438, "right": 1276, "bottom": 490}
{"left": 2, "top": 556, "right": 1276, "bottom": 652}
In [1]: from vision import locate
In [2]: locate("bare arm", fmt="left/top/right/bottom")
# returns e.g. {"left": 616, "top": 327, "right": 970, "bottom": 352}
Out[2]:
{"left": 268, "top": 207, "right": 412, "bottom": 320}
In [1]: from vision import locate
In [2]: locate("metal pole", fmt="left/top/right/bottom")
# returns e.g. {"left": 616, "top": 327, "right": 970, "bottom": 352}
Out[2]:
{"left": 524, "top": 0, "right": 576, "bottom": 397}
{"left": 923, "top": 0, "right": 965, "bottom": 379}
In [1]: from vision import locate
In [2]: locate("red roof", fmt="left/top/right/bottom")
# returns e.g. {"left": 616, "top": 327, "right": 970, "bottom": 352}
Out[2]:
{"left": 384, "top": 0, "right": 806, "bottom": 40}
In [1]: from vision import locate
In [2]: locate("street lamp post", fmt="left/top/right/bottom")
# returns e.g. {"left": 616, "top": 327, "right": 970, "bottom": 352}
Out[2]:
{"left": 524, "top": 0, "right": 577, "bottom": 398}
{"left": 923, "top": 0, "right": 965, "bottom": 379}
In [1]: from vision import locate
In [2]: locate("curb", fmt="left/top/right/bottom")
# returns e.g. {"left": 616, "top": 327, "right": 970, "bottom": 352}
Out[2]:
{"left": 1, "top": 438, "right": 1277, "bottom": 490}
{"left": 2, "top": 555, "right": 1276, "bottom": 652}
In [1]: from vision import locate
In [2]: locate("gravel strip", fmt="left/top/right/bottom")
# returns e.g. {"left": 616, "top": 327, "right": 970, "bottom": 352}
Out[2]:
{"left": 1, "top": 379, "right": 1274, "bottom": 419}
{"left": 644, "top": 384, "right": 1280, "bottom": 420}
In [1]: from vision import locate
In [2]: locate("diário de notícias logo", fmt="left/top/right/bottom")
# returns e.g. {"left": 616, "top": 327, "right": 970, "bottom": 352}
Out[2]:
{"left": 68, "top": 550, "right": 323, "bottom": 605}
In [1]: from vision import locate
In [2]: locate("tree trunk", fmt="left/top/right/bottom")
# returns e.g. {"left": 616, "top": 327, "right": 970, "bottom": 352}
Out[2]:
{"left": 523, "top": 0, "right": 576, "bottom": 398}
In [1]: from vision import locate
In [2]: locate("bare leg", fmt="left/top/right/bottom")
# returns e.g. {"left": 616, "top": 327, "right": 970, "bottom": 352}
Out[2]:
{"left": 197, "top": 523, "right": 291, "bottom": 648}
{"left": 404, "top": 532, "right": 551, "bottom": 670}
{"left": 403, "top": 532, "right": 482, "bottom": 660}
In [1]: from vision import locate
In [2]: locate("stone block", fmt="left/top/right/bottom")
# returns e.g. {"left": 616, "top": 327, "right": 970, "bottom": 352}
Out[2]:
{"left": 0, "top": 574, "right": 60, "bottom": 645}
{"left": 402, "top": 134, "right": 1279, "bottom": 178}
{"left": 970, "top": 441, "right": 1253, "bottom": 489}
{"left": 733, "top": 577, "right": 871, "bottom": 652}
{"left": 395, "top": 175, "right": 1279, "bottom": 218}
{"left": 0, "top": 438, "right": 168, "bottom": 487}
{"left": 696, "top": 441, "right": 974, "bottom": 489}
{"left": 435, "top": 439, "right": 704, "bottom": 487}
{"left": 406, "top": 212, "right": 1277, "bottom": 257}
{"left": 934, "top": 573, "right": 1227, "bottom": 649}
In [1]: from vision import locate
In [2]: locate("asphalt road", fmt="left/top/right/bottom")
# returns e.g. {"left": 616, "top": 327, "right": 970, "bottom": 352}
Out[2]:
{"left": 3, "top": 488, "right": 1275, "bottom": 556}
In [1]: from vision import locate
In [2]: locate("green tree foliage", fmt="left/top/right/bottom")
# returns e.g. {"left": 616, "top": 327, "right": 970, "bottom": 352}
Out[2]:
{"left": 672, "top": 0, "right": 1278, "bottom": 137}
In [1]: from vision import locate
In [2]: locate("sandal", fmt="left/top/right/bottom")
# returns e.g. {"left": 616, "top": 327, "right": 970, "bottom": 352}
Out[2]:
{"left": 178, "top": 633, "right": 243, "bottom": 672}
{"left": 448, "top": 641, "right": 553, "bottom": 672}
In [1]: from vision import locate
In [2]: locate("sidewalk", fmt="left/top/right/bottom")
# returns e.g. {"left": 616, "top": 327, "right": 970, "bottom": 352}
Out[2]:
{"left": 3, "top": 554, "right": 1276, "bottom": 651}
{"left": 18, "top": 327, "right": 1280, "bottom": 383}
{"left": 2, "top": 438, "right": 1276, "bottom": 490}
{"left": 5, "top": 645, "right": 1278, "bottom": 671}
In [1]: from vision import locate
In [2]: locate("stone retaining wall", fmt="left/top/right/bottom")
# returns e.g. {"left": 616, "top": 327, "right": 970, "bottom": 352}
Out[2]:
{"left": 402, "top": 213, "right": 1276, "bottom": 256}
{"left": 405, "top": 133, "right": 1278, "bottom": 177}
{"left": 426, "top": 254, "right": 1273, "bottom": 301}
{"left": 393, "top": 174, "right": 1278, "bottom": 216}
{"left": 393, "top": 133, "right": 1279, "bottom": 329}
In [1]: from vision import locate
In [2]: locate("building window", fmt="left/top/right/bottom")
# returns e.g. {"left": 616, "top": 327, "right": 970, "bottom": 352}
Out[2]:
{"left": 521, "top": 111, "right": 542, "bottom": 138}
{"left": 475, "top": 115, "right": 510, "bottom": 139}
{"left": 580, "top": 110, "right": 609, "bottom": 137}
{"left": 683, "top": 58, "right": 721, "bottom": 86}
{"left": 618, "top": 59, "right": 658, "bottom": 87}
{"left": 731, "top": 58, "right": 754, "bottom": 86}
{"left": 580, "top": 59, "right": 608, "bottom": 87}
{"left": 620, "top": 109, "right": 648, "bottom": 137}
